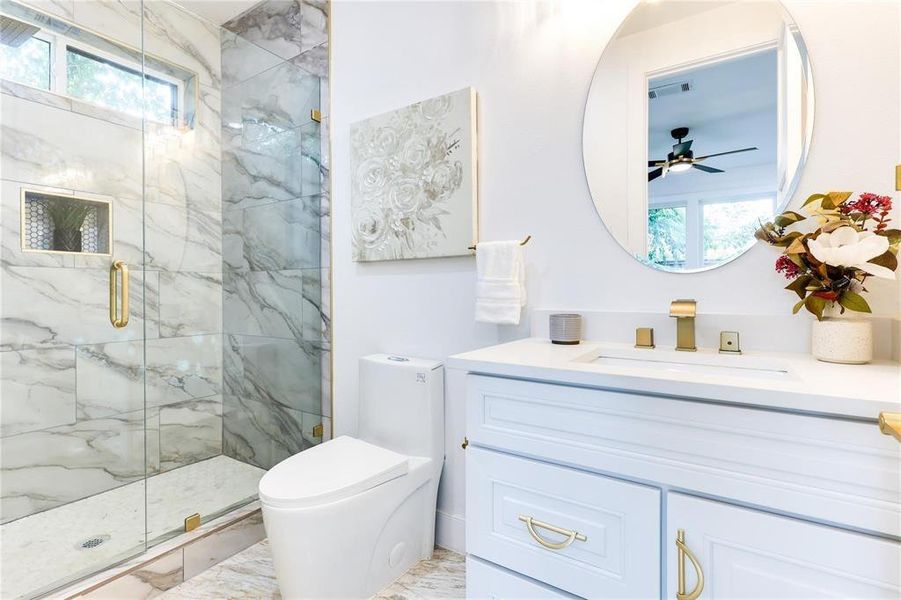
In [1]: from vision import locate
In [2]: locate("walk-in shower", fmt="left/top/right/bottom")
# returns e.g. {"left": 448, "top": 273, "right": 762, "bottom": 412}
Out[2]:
{"left": 0, "top": 1, "right": 330, "bottom": 597}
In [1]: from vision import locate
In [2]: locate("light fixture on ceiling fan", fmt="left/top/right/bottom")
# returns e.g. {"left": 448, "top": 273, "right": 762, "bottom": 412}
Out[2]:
{"left": 648, "top": 127, "right": 758, "bottom": 181}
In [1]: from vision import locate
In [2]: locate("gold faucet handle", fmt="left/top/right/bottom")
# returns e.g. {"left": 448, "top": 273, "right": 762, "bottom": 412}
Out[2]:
{"left": 670, "top": 299, "right": 697, "bottom": 318}
{"left": 635, "top": 327, "right": 655, "bottom": 349}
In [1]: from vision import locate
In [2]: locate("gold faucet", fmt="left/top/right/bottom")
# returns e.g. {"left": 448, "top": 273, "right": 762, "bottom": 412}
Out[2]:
{"left": 670, "top": 299, "right": 697, "bottom": 352}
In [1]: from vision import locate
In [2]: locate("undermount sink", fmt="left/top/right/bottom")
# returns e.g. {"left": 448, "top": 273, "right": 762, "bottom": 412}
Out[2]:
{"left": 584, "top": 347, "right": 791, "bottom": 380}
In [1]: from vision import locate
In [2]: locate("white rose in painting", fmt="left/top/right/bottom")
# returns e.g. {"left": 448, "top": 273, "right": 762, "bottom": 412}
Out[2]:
{"left": 807, "top": 226, "right": 894, "bottom": 279}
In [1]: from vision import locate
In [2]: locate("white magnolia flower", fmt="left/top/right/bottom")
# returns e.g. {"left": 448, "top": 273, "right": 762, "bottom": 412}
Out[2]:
{"left": 808, "top": 226, "right": 894, "bottom": 279}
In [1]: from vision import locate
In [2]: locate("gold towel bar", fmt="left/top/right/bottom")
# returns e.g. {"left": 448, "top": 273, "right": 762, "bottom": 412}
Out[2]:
{"left": 468, "top": 235, "right": 531, "bottom": 251}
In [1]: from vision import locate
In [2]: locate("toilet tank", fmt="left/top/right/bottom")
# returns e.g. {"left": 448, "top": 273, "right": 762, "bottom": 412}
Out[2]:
{"left": 359, "top": 354, "right": 444, "bottom": 463}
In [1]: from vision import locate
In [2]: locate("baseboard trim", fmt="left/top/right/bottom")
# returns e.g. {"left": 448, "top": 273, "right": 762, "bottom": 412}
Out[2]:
{"left": 436, "top": 510, "right": 465, "bottom": 554}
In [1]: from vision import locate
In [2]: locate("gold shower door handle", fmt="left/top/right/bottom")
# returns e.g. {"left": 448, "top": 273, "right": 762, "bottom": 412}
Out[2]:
{"left": 518, "top": 515, "right": 587, "bottom": 550}
{"left": 109, "top": 260, "right": 129, "bottom": 328}
{"left": 676, "top": 529, "right": 704, "bottom": 600}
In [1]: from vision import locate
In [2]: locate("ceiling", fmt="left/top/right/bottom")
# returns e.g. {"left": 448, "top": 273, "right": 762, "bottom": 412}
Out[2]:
{"left": 617, "top": 1, "right": 735, "bottom": 37}
{"left": 172, "top": 0, "right": 260, "bottom": 25}
{"left": 648, "top": 49, "right": 777, "bottom": 162}
{"left": 648, "top": 49, "right": 778, "bottom": 199}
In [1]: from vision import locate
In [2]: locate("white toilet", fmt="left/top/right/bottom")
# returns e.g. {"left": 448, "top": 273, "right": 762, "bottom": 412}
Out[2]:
{"left": 259, "top": 355, "right": 445, "bottom": 599}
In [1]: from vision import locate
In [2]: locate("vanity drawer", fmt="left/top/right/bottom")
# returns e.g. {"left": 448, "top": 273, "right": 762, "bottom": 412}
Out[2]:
{"left": 465, "top": 446, "right": 660, "bottom": 599}
{"left": 466, "top": 375, "right": 901, "bottom": 537}
{"left": 466, "top": 556, "right": 578, "bottom": 599}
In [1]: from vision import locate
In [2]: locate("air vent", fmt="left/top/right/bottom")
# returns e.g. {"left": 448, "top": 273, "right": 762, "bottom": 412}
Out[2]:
{"left": 649, "top": 81, "right": 692, "bottom": 100}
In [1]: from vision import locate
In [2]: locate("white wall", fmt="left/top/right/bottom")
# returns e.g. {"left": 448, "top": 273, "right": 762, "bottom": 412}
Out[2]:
{"left": 331, "top": 0, "right": 901, "bottom": 550}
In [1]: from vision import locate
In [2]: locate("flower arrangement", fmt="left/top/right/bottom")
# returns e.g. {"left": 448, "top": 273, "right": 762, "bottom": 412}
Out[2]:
{"left": 756, "top": 191, "right": 899, "bottom": 320}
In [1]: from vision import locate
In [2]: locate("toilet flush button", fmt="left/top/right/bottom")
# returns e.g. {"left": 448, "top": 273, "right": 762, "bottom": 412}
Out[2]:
{"left": 388, "top": 542, "right": 407, "bottom": 567}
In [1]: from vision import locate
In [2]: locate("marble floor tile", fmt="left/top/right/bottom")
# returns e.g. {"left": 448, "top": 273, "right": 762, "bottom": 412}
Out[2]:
{"left": 159, "top": 542, "right": 464, "bottom": 600}
{"left": 83, "top": 549, "right": 184, "bottom": 600}
{"left": 0, "top": 455, "right": 264, "bottom": 600}
{"left": 182, "top": 513, "right": 265, "bottom": 580}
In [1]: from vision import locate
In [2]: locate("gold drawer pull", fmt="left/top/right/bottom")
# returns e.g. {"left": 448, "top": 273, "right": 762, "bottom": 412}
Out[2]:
{"left": 676, "top": 529, "right": 704, "bottom": 600}
{"left": 109, "top": 260, "right": 129, "bottom": 329}
{"left": 878, "top": 412, "right": 901, "bottom": 443}
{"left": 518, "top": 515, "right": 587, "bottom": 550}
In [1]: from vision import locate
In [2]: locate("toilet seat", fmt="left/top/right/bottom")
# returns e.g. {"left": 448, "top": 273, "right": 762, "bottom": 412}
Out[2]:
{"left": 259, "top": 436, "right": 409, "bottom": 509}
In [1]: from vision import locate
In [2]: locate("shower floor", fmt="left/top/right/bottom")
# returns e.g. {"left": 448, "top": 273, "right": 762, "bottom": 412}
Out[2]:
{"left": 0, "top": 455, "right": 266, "bottom": 600}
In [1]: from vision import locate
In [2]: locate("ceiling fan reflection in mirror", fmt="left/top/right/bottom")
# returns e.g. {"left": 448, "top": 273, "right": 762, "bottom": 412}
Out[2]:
{"left": 648, "top": 127, "right": 758, "bottom": 181}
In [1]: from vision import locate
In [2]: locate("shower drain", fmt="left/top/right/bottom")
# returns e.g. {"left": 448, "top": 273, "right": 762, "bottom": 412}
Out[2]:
{"left": 77, "top": 534, "right": 110, "bottom": 550}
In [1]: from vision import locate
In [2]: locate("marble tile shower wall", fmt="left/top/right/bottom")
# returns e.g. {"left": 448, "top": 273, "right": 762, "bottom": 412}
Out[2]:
{"left": 0, "top": 1, "right": 225, "bottom": 525}
{"left": 219, "top": 0, "right": 330, "bottom": 471}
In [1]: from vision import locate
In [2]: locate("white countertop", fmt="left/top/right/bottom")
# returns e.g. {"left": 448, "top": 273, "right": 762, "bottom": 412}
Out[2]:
{"left": 447, "top": 338, "right": 901, "bottom": 420}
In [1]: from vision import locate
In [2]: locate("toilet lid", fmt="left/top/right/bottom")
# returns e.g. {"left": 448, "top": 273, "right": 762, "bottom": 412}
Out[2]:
{"left": 258, "top": 436, "right": 409, "bottom": 509}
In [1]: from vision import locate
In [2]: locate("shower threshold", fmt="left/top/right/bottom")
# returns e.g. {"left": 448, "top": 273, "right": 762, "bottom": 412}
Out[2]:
{"left": 0, "top": 455, "right": 265, "bottom": 600}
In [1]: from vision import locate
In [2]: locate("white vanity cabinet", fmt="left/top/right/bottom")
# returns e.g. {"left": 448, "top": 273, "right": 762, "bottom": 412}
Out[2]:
{"left": 463, "top": 373, "right": 901, "bottom": 599}
{"left": 665, "top": 493, "right": 901, "bottom": 599}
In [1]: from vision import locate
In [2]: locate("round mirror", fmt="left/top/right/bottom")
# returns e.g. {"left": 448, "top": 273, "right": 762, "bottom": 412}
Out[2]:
{"left": 583, "top": 0, "right": 814, "bottom": 272}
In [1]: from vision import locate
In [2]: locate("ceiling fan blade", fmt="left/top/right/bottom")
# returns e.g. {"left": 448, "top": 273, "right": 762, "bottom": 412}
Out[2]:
{"left": 672, "top": 140, "right": 693, "bottom": 157}
{"left": 695, "top": 146, "right": 758, "bottom": 160}
{"left": 648, "top": 167, "right": 663, "bottom": 181}
{"left": 648, "top": 160, "right": 665, "bottom": 167}
{"left": 692, "top": 164, "right": 724, "bottom": 174}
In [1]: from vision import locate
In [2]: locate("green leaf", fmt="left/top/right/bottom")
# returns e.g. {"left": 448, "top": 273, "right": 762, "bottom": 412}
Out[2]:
{"left": 868, "top": 250, "right": 898, "bottom": 272}
{"left": 804, "top": 294, "right": 828, "bottom": 320}
{"left": 785, "top": 275, "right": 813, "bottom": 299}
{"left": 792, "top": 298, "right": 806, "bottom": 314}
{"left": 838, "top": 291, "right": 872, "bottom": 314}
{"left": 774, "top": 211, "right": 807, "bottom": 228}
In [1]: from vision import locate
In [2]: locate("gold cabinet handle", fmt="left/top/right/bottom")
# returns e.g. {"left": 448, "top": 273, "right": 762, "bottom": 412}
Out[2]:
{"left": 676, "top": 529, "right": 704, "bottom": 600}
{"left": 878, "top": 412, "right": 901, "bottom": 443}
{"left": 518, "top": 515, "right": 587, "bottom": 550}
{"left": 109, "top": 260, "right": 129, "bottom": 329}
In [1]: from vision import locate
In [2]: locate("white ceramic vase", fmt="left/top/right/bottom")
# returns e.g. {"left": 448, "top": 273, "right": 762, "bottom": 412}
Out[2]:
{"left": 810, "top": 306, "right": 873, "bottom": 364}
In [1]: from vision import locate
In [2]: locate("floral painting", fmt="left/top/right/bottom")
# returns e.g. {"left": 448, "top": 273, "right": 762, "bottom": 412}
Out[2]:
{"left": 350, "top": 87, "right": 478, "bottom": 261}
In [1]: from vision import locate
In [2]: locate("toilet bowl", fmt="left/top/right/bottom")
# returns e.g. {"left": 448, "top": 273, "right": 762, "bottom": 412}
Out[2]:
{"left": 259, "top": 355, "right": 444, "bottom": 599}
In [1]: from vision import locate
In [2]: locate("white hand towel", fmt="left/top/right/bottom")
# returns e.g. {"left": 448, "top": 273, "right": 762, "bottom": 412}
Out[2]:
{"left": 475, "top": 241, "right": 526, "bottom": 324}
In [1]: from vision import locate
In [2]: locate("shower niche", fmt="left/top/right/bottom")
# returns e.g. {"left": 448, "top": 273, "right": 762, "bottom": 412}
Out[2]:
{"left": 21, "top": 188, "right": 111, "bottom": 255}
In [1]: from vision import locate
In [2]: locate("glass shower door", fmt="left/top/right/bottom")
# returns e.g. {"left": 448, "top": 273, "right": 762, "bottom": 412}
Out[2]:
{"left": 0, "top": 1, "right": 149, "bottom": 597}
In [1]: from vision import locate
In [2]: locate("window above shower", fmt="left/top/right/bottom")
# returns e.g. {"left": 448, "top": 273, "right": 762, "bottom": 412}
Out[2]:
{"left": 0, "top": 1, "right": 197, "bottom": 128}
